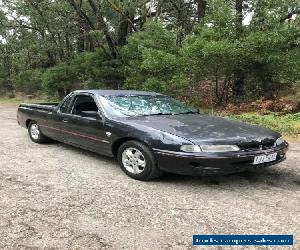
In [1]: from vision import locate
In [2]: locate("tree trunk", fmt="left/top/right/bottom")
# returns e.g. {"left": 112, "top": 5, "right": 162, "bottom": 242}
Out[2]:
{"left": 87, "top": 0, "right": 117, "bottom": 58}
{"left": 77, "top": 34, "right": 85, "bottom": 53}
{"left": 57, "top": 33, "right": 65, "bottom": 61}
{"left": 232, "top": 70, "right": 245, "bottom": 97}
{"left": 117, "top": 12, "right": 132, "bottom": 46}
{"left": 65, "top": 32, "right": 71, "bottom": 59}
{"left": 67, "top": 0, "right": 95, "bottom": 29}
{"left": 195, "top": 0, "right": 206, "bottom": 21}
{"left": 235, "top": 0, "right": 243, "bottom": 35}
{"left": 233, "top": 0, "right": 245, "bottom": 97}
{"left": 87, "top": 35, "right": 95, "bottom": 52}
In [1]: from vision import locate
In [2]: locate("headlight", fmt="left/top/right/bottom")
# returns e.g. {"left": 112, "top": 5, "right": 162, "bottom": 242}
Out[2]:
{"left": 275, "top": 137, "right": 285, "bottom": 146}
{"left": 180, "top": 144, "right": 240, "bottom": 153}
{"left": 180, "top": 145, "right": 202, "bottom": 153}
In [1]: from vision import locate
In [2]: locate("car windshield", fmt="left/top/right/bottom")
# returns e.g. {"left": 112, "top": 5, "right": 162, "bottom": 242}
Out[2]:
{"left": 99, "top": 95, "right": 198, "bottom": 117}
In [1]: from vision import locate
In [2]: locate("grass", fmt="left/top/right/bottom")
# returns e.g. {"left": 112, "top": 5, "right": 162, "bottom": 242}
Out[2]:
{"left": 0, "top": 97, "right": 43, "bottom": 104}
{"left": 226, "top": 112, "right": 300, "bottom": 140}
{"left": 0, "top": 96, "right": 57, "bottom": 105}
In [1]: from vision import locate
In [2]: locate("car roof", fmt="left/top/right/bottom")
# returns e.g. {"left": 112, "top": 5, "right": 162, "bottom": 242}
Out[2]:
{"left": 73, "top": 89, "right": 162, "bottom": 96}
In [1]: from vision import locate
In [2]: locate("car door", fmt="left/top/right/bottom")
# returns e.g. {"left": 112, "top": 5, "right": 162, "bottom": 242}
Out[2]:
{"left": 59, "top": 93, "right": 112, "bottom": 156}
{"left": 39, "top": 94, "right": 74, "bottom": 141}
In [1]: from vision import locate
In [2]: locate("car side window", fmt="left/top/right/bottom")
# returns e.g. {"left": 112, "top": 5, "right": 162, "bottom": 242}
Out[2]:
{"left": 60, "top": 95, "right": 73, "bottom": 113}
{"left": 71, "top": 95, "right": 99, "bottom": 118}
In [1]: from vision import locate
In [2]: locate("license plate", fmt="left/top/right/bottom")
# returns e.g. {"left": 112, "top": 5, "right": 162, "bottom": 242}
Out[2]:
{"left": 253, "top": 153, "right": 277, "bottom": 165}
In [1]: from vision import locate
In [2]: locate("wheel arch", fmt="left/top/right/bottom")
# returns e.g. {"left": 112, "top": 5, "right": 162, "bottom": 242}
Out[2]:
{"left": 111, "top": 137, "right": 148, "bottom": 157}
{"left": 26, "top": 119, "right": 34, "bottom": 128}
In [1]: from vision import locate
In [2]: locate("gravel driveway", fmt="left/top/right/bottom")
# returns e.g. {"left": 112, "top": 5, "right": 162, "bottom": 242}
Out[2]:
{"left": 0, "top": 105, "right": 299, "bottom": 250}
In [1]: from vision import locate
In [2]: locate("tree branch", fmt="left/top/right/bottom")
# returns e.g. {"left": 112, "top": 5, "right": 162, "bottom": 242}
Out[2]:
{"left": 87, "top": 0, "right": 117, "bottom": 58}
{"left": 106, "top": 0, "right": 137, "bottom": 32}
{"left": 67, "top": 0, "right": 95, "bottom": 30}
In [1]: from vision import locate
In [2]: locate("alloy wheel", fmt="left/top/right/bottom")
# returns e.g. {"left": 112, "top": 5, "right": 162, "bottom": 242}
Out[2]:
{"left": 30, "top": 124, "right": 40, "bottom": 140}
{"left": 122, "top": 147, "right": 146, "bottom": 174}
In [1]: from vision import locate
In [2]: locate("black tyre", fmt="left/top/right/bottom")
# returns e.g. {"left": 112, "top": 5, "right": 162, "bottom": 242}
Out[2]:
{"left": 117, "top": 140, "right": 162, "bottom": 181}
{"left": 28, "top": 121, "right": 49, "bottom": 144}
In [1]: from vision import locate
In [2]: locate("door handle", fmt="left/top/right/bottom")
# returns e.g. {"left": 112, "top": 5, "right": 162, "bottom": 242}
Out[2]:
{"left": 62, "top": 118, "right": 69, "bottom": 123}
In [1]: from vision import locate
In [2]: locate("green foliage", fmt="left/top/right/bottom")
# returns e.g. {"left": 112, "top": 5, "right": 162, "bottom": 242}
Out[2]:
{"left": 142, "top": 78, "right": 165, "bottom": 92}
{"left": 141, "top": 49, "right": 178, "bottom": 75}
{"left": 122, "top": 22, "right": 178, "bottom": 56}
{"left": 0, "top": 0, "right": 299, "bottom": 106}
{"left": 240, "top": 26, "right": 300, "bottom": 85}
{"left": 122, "top": 22, "right": 179, "bottom": 93}
{"left": 81, "top": 50, "right": 125, "bottom": 89}
{"left": 15, "top": 70, "right": 43, "bottom": 94}
{"left": 181, "top": 37, "right": 240, "bottom": 78}
{"left": 41, "top": 49, "right": 124, "bottom": 96}
{"left": 202, "top": 0, "right": 236, "bottom": 37}
{"left": 227, "top": 112, "right": 300, "bottom": 136}
{"left": 42, "top": 63, "right": 77, "bottom": 97}
{"left": 180, "top": 21, "right": 300, "bottom": 101}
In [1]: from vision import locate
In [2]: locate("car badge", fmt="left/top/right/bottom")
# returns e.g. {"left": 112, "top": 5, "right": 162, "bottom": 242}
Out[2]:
{"left": 106, "top": 132, "right": 112, "bottom": 137}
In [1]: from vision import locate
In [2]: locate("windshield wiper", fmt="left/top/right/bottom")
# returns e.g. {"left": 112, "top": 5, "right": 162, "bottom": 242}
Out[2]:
{"left": 144, "top": 112, "right": 175, "bottom": 116}
{"left": 138, "top": 111, "right": 198, "bottom": 116}
{"left": 173, "top": 111, "right": 199, "bottom": 115}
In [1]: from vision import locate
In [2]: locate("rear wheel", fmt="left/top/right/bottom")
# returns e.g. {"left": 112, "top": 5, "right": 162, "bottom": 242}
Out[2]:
{"left": 117, "top": 140, "right": 162, "bottom": 181}
{"left": 28, "top": 121, "right": 49, "bottom": 144}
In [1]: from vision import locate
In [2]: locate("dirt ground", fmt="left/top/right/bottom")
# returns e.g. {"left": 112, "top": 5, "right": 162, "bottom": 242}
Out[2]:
{"left": 0, "top": 105, "right": 299, "bottom": 250}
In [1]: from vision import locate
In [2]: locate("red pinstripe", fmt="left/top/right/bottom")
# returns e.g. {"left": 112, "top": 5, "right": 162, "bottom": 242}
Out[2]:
{"left": 39, "top": 124, "right": 109, "bottom": 143}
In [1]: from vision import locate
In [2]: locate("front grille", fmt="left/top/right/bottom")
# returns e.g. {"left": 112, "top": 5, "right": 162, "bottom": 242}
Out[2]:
{"left": 240, "top": 143, "right": 276, "bottom": 151}
{"left": 238, "top": 139, "right": 276, "bottom": 152}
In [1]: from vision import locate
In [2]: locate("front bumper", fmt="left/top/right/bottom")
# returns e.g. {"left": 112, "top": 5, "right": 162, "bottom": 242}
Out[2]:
{"left": 153, "top": 143, "right": 288, "bottom": 176}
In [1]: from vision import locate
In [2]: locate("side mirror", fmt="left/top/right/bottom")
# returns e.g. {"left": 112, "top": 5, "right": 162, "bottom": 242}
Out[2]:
{"left": 81, "top": 111, "right": 101, "bottom": 120}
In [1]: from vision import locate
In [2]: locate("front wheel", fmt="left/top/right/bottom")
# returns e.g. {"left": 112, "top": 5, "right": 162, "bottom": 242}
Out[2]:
{"left": 28, "top": 121, "right": 49, "bottom": 144}
{"left": 117, "top": 141, "right": 162, "bottom": 181}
